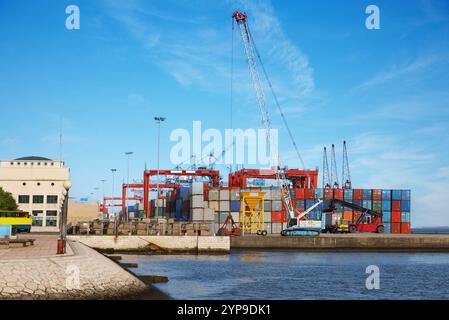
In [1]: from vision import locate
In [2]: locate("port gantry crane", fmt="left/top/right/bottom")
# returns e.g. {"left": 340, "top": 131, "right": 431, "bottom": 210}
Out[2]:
{"left": 232, "top": 11, "right": 321, "bottom": 236}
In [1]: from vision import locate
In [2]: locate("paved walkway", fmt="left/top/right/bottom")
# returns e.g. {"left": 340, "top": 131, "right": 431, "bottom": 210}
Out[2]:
{"left": 0, "top": 235, "right": 150, "bottom": 299}
{"left": 0, "top": 234, "right": 69, "bottom": 260}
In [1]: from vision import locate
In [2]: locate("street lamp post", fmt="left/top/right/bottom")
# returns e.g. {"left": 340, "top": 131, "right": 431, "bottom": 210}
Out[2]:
{"left": 154, "top": 117, "right": 166, "bottom": 200}
{"left": 111, "top": 169, "right": 117, "bottom": 235}
{"left": 57, "top": 180, "right": 71, "bottom": 255}
{"left": 125, "top": 151, "right": 134, "bottom": 221}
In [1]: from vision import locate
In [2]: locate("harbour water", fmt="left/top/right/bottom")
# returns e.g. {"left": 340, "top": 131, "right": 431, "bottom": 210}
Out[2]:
{"left": 123, "top": 250, "right": 449, "bottom": 300}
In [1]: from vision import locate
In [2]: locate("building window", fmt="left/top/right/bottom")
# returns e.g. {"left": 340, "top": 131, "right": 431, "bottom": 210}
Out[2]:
{"left": 10, "top": 162, "right": 13, "bottom": 165}
{"left": 32, "top": 211, "right": 43, "bottom": 226}
{"left": 37, "top": 182, "right": 41, "bottom": 186}
{"left": 37, "top": 162, "right": 41, "bottom": 166}
{"left": 47, "top": 195, "right": 58, "bottom": 204}
{"left": 44, "top": 162, "right": 48, "bottom": 166}
{"left": 22, "top": 182, "right": 27, "bottom": 186}
{"left": 51, "top": 182, "right": 55, "bottom": 186}
{"left": 46, "top": 211, "right": 58, "bottom": 227}
{"left": 17, "top": 162, "right": 20, "bottom": 165}
{"left": 32, "top": 195, "right": 44, "bottom": 204}
{"left": 18, "top": 195, "right": 30, "bottom": 204}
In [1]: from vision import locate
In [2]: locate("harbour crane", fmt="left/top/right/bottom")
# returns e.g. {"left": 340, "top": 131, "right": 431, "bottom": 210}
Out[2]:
{"left": 330, "top": 144, "right": 339, "bottom": 189}
{"left": 342, "top": 141, "right": 352, "bottom": 189}
{"left": 322, "top": 146, "right": 331, "bottom": 189}
{"left": 232, "top": 11, "right": 321, "bottom": 236}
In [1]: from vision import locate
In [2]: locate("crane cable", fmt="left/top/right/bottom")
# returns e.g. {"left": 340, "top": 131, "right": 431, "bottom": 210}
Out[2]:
{"left": 246, "top": 27, "right": 314, "bottom": 189}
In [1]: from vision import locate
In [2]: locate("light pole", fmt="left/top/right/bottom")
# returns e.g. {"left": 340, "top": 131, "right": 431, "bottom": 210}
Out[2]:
{"left": 125, "top": 151, "right": 134, "bottom": 221}
{"left": 154, "top": 117, "right": 166, "bottom": 199}
{"left": 111, "top": 169, "right": 117, "bottom": 217}
{"left": 57, "top": 180, "right": 71, "bottom": 254}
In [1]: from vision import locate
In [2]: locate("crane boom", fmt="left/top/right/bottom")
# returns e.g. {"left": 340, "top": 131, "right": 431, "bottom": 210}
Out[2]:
{"left": 232, "top": 11, "right": 300, "bottom": 221}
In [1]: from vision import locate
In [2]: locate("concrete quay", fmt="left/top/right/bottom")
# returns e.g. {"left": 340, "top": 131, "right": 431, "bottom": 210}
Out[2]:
{"left": 231, "top": 233, "right": 449, "bottom": 252}
{"left": 69, "top": 235, "right": 230, "bottom": 254}
{"left": 0, "top": 235, "right": 152, "bottom": 300}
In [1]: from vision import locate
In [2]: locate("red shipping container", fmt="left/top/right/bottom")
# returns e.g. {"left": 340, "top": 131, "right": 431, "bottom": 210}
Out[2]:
{"left": 391, "top": 211, "right": 401, "bottom": 223}
{"left": 305, "top": 188, "right": 315, "bottom": 200}
{"left": 372, "top": 189, "right": 382, "bottom": 201}
{"left": 295, "top": 188, "right": 305, "bottom": 200}
{"left": 391, "top": 222, "right": 401, "bottom": 234}
{"left": 353, "top": 189, "right": 363, "bottom": 200}
{"left": 324, "top": 188, "right": 333, "bottom": 200}
{"left": 401, "top": 222, "right": 411, "bottom": 234}
{"left": 272, "top": 211, "right": 287, "bottom": 223}
{"left": 392, "top": 200, "right": 401, "bottom": 212}
{"left": 333, "top": 189, "right": 344, "bottom": 200}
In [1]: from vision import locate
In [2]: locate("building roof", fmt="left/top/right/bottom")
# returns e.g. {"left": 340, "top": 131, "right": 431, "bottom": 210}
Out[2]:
{"left": 14, "top": 156, "right": 53, "bottom": 161}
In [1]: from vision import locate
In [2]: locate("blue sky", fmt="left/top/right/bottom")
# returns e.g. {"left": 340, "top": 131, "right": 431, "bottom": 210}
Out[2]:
{"left": 1, "top": 0, "right": 449, "bottom": 226}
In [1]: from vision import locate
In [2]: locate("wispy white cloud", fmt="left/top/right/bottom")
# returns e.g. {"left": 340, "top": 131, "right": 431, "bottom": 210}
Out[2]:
{"left": 352, "top": 54, "right": 448, "bottom": 92}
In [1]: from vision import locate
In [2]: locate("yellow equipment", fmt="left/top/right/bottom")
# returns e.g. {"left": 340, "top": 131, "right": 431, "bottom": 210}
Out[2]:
{"left": 239, "top": 191, "right": 267, "bottom": 236}
{"left": 0, "top": 211, "right": 32, "bottom": 233}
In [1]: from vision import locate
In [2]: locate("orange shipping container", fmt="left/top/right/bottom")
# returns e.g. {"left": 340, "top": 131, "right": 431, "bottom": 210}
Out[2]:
{"left": 401, "top": 222, "right": 411, "bottom": 234}
{"left": 391, "top": 211, "right": 401, "bottom": 223}
{"left": 392, "top": 200, "right": 401, "bottom": 212}
{"left": 353, "top": 189, "right": 363, "bottom": 200}
{"left": 391, "top": 222, "right": 401, "bottom": 234}
{"left": 343, "top": 211, "right": 353, "bottom": 222}
{"left": 372, "top": 189, "right": 382, "bottom": 200}
{"left": 333, "top": 189, "right": 344, "bottom": 200}
{"left": 271, "top": 211, "right": 287, "bottom": 223}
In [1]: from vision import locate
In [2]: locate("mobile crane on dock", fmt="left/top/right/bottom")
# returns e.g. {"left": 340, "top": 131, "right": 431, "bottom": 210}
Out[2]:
{"left": 232, "top": 11, "right": 321, "bottom": 236}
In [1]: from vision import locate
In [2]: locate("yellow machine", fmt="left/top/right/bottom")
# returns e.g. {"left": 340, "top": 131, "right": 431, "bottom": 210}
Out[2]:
{"left": 0, "top": 211, "right": 32, "bottom": 233}
{"left": 239, "top": 191, "right": 267, "bottom": 236}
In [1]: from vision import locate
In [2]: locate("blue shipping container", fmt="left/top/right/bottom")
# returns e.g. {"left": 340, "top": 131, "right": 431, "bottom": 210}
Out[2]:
{"left": 315, "top": 188, "right": 323, "bottom": 200}
{"left": 344, "top": 189, "right": 353, "bottom": 200}
{"left": 401, "top": 200, "right": 411, "bottom": 212}
{"left": 230, "top": 200, "right": 240, "bottom": 212}
{"left": 353, "top": 200, "right": 362, "bottom": 208}
{"left": 401, "top": 190, "right": 411, "bottom": 201}
{"left": 362, "top": 200, "right": 372, "bottom": 210}
{"left": 382, "top": 200, "right": 391, "bottom": 211}
{"left": 383, "top": 223, "right": 391, "bottom": 233}
{"left": 392, "top": 190, "right": 401, "bottom": 200}
{"left": 382, "top": 189, "right": 391, "bottom": 200}
{"left": 382, "top": 211, "right": 391, "bottom": 222}
{"left": 363, "top": 189, "right": 372, "bottom": 200}
{"left": 305, "top": 200, "right": 316, "bottom": 209}
{"left": 401, "top": 212, "right": 410, "bottom": 223}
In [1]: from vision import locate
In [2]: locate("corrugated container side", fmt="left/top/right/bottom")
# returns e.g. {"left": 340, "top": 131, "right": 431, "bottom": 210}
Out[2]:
{"left": 305, "top": 189, "right": 315, "bottom": 200}
{"left": 401, "top": 212, "right": 410, "bottom": 223}
{"left": 296, "top": 200, "right": 305, "bottom": 211}
{"left": 401, "top": 222, "right": 411, "bottom": 234}
{"left": 324, "top": 188, "right": 333, "bottom": 200}
{"left": 401, "top": 200, "right": 410, "bottom": 212}
{"left": 344, "top": 189, "right": 353, "bottom": 201}
{"left": 382, "top": 189, "right": 391, "bottom": 200}
{"left": 295, "top": 188, "right": 305, "bottom": 200}
{"left": 372, "top": 189, "right": 382, "bottom": 200}
{"left": 391, "top": 222, "right": 401, "bottom": 234}
{"left": 392, "top": 200, "right": 401, "bottom": 212}
{"left": 382, "top": 211, "right": 391, "bottom": 223}
{"left": 401, "top": 190, "right": 411, "bottom": 201}
{"left": 333, "top": 189, "right": 344, "bottom": 200}
{"left": 391, "top": 211, "right": 401, "bottom": 223}
{"left": 264, "top": 200, "right": 272, "bottom": 211}
{"left": 392, "top": 190, "right": 401, "bottom": 200}
{"left": 363, "top": 189, "right": 372, "bottom": 200}
{"left": 230, "top": 200, "right": 240, "bottom": 212}
{"left": 353, "top": 189, "right": 363, "bottom": 200}
{"left": 362, "top": 200, "right": 372, "bottom": 210}
{"left": 382, "top": 200, "right": 391, "bottom": 211}
{"left": 315, "top": 188, "right": 324, "bottom": 200}
{"left": 383, "top": 223, "right": 391, "bottom": 233}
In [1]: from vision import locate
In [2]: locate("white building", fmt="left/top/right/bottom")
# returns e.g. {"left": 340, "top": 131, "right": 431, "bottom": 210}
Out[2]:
{"left": 0, "top": 156, "right": 70, "bottom": 232}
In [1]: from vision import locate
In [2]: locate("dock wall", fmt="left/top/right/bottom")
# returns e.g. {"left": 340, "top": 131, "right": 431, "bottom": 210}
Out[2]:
{"left": 231, "top": 234, "right": 449, "bottom": 252}
{"left": 68, "top": 235, "right": 230, "bottom": 254}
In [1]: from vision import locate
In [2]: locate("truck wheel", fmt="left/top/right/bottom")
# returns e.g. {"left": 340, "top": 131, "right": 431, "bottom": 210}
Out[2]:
{"left": 261, "top": 230, "right": 267, "bottom": 236}
{"left": 376, "top": 226, "right": 385, "bottom": 234}
{"left": 349, "top": 226, "right": 357, "bottom": 233}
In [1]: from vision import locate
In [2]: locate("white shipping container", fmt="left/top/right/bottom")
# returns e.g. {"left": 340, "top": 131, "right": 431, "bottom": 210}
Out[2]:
{"left": 264, "top": 211, "right": 271, "bottom": 223}
{"left": 191, "top": 208, "right": 204, "bottom": 221}
{"left": 191, "top": 195, "right": 204, "bottom": 208}
{"left": 230, "top": 190, "right": 240, "bottom": 200}
{"left": 203, "top": 208, "right": 215, "bottom": 221}
{"left": 192, "top": 182, "right": 204, "bottom": 195}
{"left": 219, "top": 212, "right": 229, "bottom": 223}
{"left": 208, "top": 200, "right": 219, "bottom": 211}
{"left": 271, "top": 222, "right": 283, "bottom": 234}
{"left": 262, "top": 189, "right": 272, "bottom": 200}
{"left": 272, "top": 200, "right": 282, "bottom": 211}
{"left": 231, "top": 212, "right": 240, "bottom": 223}
{"left": 264, "top": 223, "right": 271, "bottom": 234}
{"left": 271, "top": 189, "right": 281, "bottom": 200}
{"left": 219, "top": 189, "right": 230, "bottom": 200}
{"left": 209, "top": 189, "right": 219, "bottom": 201}
{"left": 220, "top": 200, "right": 230, "bottom": 212}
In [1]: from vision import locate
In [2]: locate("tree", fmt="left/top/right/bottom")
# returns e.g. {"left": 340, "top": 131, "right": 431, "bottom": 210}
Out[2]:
{"left": 0, "top": 187, "right": 18, "bottom": 211}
